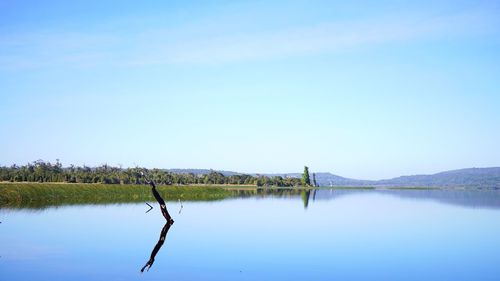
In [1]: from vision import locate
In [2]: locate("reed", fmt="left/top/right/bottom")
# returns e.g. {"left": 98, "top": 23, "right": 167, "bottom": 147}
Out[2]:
{"left": 0, "top": 182, "right": 234, "bottom": 209}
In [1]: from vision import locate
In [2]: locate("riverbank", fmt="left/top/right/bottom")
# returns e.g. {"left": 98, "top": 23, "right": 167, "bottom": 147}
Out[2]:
{"left": 0, "top": 182, "right": 236, "bottom": 208}
{"left": 0, "top": 182, "right": 445, "bottom": 209}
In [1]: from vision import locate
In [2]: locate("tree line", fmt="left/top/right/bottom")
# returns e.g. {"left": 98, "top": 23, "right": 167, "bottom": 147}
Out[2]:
{"left": 0, "top": 160, "right": 305, "bottom": 187}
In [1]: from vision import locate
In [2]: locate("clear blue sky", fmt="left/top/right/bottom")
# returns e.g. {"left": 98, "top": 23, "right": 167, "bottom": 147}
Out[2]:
{"left": 1, "top": 0, "right": 499, "bottom": 179}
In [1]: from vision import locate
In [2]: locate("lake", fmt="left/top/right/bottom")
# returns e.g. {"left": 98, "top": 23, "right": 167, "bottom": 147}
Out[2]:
{"left": 1, "top": 189, "right": 500, "bottom": 281}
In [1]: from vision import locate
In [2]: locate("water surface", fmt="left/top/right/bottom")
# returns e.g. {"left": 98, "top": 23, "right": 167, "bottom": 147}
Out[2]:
{"left": 1, "top": 189, "right": 499, "bottom": 280}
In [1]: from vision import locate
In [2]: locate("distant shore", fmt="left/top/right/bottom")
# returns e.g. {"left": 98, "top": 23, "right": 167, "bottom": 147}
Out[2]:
{"left": 0, "top": 181, "right": 452, "bottom": 209}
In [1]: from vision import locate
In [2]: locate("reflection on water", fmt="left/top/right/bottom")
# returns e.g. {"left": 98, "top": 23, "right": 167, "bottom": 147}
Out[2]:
{"left": 1, "top": 191, "right": 500, "bottom": 281}
{"left": 236, "top": 188, "right": 500, "bottom": 210}
{"left": 301, "top": 189, "right": 318, "bottom": 209}
{"left": 312, "top": 189, "right": 500, "bottom": 209}
{"left": 141, "top": 221, "right": 173, "bottom": 273}
{"left": 140, "top": 174, "right": 175, "bottom": 273}
{"left": 301, "top": 190, "right": 311, "bottom": 208}
{"left": 2, "top": 188, "right": 500, "bottom": 210}
{"left": 235, "top": 188, "right": 500, "bottom": 210}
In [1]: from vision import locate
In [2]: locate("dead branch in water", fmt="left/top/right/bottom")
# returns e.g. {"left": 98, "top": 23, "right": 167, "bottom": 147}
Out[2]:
{"left": 145, "top": 202, "right": 153, "bottom": 213}
{"left": 141, "top": 171, "right": 174, "bottom": 223}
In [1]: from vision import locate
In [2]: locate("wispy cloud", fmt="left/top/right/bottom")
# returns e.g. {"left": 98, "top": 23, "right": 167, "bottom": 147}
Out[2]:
{"left": 0, "top": 9, "right": 498, "bottom": 70}
{"left": 0, "top": 31, "right": 118, "bottom": 70}
{"left": 130, "top": 10, "right": 498, "bottom": 65}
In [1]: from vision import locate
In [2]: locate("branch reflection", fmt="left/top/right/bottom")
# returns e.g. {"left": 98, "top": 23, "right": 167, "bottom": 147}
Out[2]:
{"left": 140, "top": 221, "right": 174, "bottom": 273}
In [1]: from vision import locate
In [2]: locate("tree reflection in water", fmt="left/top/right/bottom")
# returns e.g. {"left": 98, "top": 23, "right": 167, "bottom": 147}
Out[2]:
{"left": 140, "top": 171, "right": 175, "bottom": 273}
{"left": 141, "top": 221, "right": 174, "bottom": 273}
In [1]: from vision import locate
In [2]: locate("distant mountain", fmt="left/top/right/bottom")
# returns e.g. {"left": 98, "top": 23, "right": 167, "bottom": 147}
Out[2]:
{"left": 165, "top": 167, "right": 500, "bottom": 189}
{"left": 259, "top": 172, "right": 370, "bottom": 186}
{"left": 376, "top": 167, "right": 500, "bottom": 189}
{"left": 311, "top": 172, "right": 372, "bottom": 186}
{"left": 311, "top": 167, "right": 500, "bottom": 189}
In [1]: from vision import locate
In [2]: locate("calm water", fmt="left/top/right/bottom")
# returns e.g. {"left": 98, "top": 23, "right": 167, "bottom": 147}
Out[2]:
{"left": 1, "top": 189, "right": 500, "bottom": 281}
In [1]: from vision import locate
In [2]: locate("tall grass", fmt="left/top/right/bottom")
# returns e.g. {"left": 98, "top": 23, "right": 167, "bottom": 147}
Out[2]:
{"left": 0, "top": 182, "right": 234, "bottom": 209}
{"left": 0, "top": 182, "right": 340, "bottom": 209}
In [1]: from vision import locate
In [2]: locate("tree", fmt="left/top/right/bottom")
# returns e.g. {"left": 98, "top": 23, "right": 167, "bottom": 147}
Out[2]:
{"left": 302, "top": 166, "right": 311, "bottom": 186}
{"left": 0, "top": 160, "right": 304, "bottom": 187}
{"left": 312, "top": 173, "right": 318, "bottom": 187}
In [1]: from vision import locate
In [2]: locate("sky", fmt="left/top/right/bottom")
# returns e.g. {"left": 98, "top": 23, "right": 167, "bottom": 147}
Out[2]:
{"left": 1, "top": 0, "right": 500, "bottom": 180}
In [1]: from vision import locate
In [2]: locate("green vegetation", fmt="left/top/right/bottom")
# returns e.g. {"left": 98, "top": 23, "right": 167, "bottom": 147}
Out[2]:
{"left": 302, "top": 166, "right": 311, "bottom": 186}
{"left": 0, "top": 160, "right": 303, "bottom": 187}
{"left": 0, "top": 182, "right": 234, "bottom": 209}
{"left": 3, "top": 161, "right": 448, "bottom": 209}
{"left": 0, "top": 182, "right": 324, "bottom": 209}
{"left": 0, "top": 182, "right": 444, "bottom": 210}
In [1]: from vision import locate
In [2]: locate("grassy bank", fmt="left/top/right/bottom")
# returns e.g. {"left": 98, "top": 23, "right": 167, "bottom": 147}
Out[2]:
{"left": 0, "top": 182, "right": 235, "bottom": 209}
{"left": 0, "top": 182, "right": 324, "bottom": 209}
{"left": 0, "top": 182, "right": 441, "bottom": 209}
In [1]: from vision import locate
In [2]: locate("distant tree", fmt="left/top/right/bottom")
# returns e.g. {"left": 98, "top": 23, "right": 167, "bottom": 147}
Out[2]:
{"left": 0, "top": 160, "right": 308, "bottom": 187}
{"left": 256, "top": 177, "right": 263, "bottom": 187}
{"left": 272, "top": 176, "right": 284, "bottom": 187}
{"left": 312, "top": 173, "right": 317, "bottom": 187}
{"left": 302, "top": 166, "right": 311, "bottom": 186}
